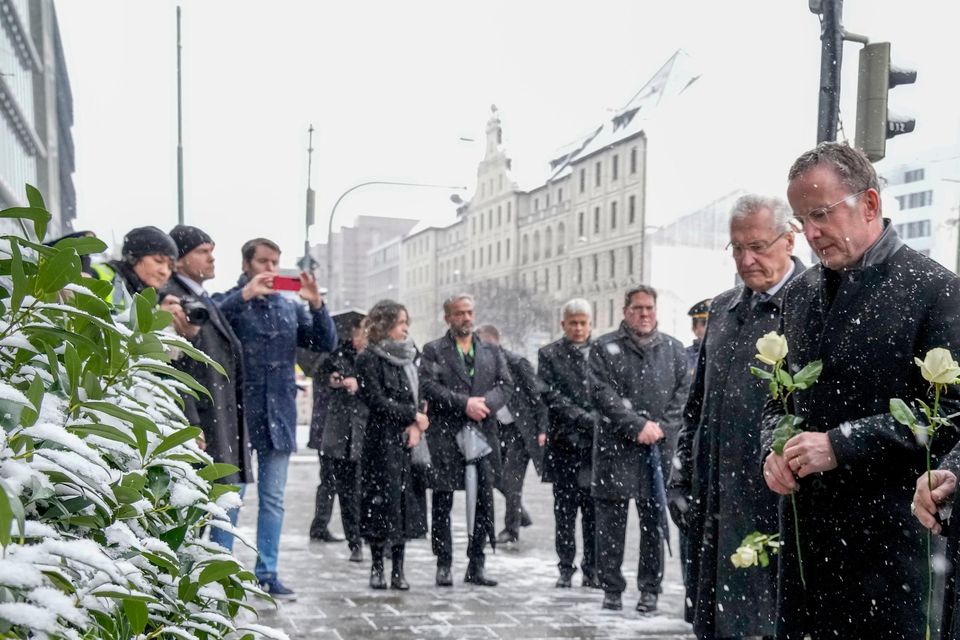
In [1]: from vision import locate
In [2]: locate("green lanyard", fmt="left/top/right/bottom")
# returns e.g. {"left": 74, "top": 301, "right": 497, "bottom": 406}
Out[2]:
{"left": 456, "top": 342, "right": 476, "bottom": 377}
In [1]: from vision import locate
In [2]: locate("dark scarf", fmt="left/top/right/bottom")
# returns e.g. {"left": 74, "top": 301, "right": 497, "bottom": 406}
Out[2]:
{"left": 109, "top": 260, "right": 148, "bottom": 296}
{"left": 620, "top": 321, "right": 660, "bottom": 349}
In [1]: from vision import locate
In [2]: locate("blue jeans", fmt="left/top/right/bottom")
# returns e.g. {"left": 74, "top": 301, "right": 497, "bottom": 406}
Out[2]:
{"left": 209, "top": 484, "right": 246, "bottom": 552}
{"left": 253, "top": 447, "right": 291, "bottom": 581}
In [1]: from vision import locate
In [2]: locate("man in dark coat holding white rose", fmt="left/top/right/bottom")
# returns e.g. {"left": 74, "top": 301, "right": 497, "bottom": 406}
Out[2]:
{"left": 762, "top": 142, "right": 960, "bottom": 640}
{"left": 671, "top": 195, "right": 804, "bottom": 639}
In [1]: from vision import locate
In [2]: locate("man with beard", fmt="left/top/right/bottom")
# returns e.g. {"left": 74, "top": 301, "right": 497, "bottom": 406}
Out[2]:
{"left": 419, "top": 294, "right": 513, "bottom": 587}
{"left": 539, "top": 298, "right": 599, "bottom": 589}
{"left": 590, "top": 285, "right": 689, "bottom": 612}
{"left": 670, "top": 195, "right": 804, "bottom": 639}
{"left": 763, "top": 142, "right": 960, "bottom": 639}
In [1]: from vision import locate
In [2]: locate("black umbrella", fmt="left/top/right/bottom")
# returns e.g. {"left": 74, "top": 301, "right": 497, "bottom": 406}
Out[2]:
{"left": 330, "top": 309, "right": 366, "bottom": 339}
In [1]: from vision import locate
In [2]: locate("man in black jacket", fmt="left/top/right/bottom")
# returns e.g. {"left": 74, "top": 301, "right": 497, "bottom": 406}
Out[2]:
{"left": 539, "top": 298, "right": 599, "bottom": 589}
{"left": 475, "top": 324, "right": 546, "bottom": 545}
{"left": 161, "top": 225, "right": 251, "bottom": 551}
{"left": 670, "top": 196, "right": 804, "bottom": 639}
{"left": 420, "top": 294, "right": 513, "bottom": 587}
{"left": 763, "top": 142, "right": 960, "bottom": 639}
{"left": 590, "top": 285, "right": 689, "bottom": 613}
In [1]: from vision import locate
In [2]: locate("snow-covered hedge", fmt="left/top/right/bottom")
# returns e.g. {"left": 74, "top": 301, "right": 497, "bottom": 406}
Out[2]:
{"left": 0, "top": 187, "right": 284, "bottom": 639}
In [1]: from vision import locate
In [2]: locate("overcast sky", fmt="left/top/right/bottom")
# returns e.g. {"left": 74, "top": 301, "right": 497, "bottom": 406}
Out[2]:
{"left": 55, "top": 0, "right": 960, "bottom": 292}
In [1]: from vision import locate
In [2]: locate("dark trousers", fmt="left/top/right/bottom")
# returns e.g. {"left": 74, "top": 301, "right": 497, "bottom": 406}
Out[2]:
{"left": 310, "top": 454, "right": 360, "bottom": 548}
{"left": 432, "top": 489, "right": 488, "bottom": 568}
{"left": 498, "top": 424, "right": 530, "bottom": 534}
{"left": 553, "top": 469, "right": 596, "bottom": 578}
{"left": 595, "top": 496, "right": 663, "bottom": 595}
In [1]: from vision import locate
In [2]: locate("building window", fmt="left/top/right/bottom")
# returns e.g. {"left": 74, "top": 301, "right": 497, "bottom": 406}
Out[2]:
{"left": 533, "top": 231, "right": 541, "bottom": 261}
{"left": 579, "top": 169, "right": 586, "bottom": 193}
{"left": 545, "top": 227, "right": 553, "bottom": 259}
{"left": 534, "top": 198, "right": 539, "bottom": 212}
{"left": 630, "top": 147, "right": 638, "bottom": 174}
{"left": 557, "top": 265, "right": 562, "bottom": 289}
{"left": 498, "top": 205, "right": 502, "bottom": 226}
{"left": 595, "top": 161, "right": 602, "bottom": 187}
{"left": 544, "top": 268, "right": 550, "bottom": 291}
{"left": 612, "top": 155, "right": 619, "bottom": 181}
{"left": 609, "top": 249, "right": 616, "bottom": 278}
{"left": 480, "top": 214, "right": 484, "bottom": 232}
{"left": 897, "top": 219, "right": 932, "bottom": 239}
{"left": 497, "top": 241, "right": 502, "bottom": 262}
{"left": 592, "top": 300, "right": 598, "bottom": 323}
{"left": 471, "top": 250, "right": 476, "bottom": 269}
{"left": 522, "top": 235, "right": 530, "bottom": 264}
{"left": 611, "top": 201, "right": 618, "bottom": 229}
{"left": 592, "top": 254, "right": 599, "bottom": 282}
{"left": 609, "top": 299, "right": 615, "bottom": 326}
{"left": 896, "top": 190, "right": 933, "bottom": 209}
{"left": 629, "top": 195, "right": 636, "bottom": 224}
{"left": 627, "top": 245, "right": 634, "bottom": 273}
{"left": 545, "top": 193, "right": 551, "bottom": 208}
{"left": 905, "top": 168, "right": 925, "bottom": 183}
{"left": 479, "top": 247, "right": 483, "bottom": 268}
{"left": 594, "top": 207, "right": 601, "bottom": 234}
{"left": 472, "top": 218, "right": 476, "bottom": 235}
{"left": 577, "top": 258, "right": 583, "bottom": 284}
{"left": 558, "top": 188, "right": 563, "bottom": 202}
{"left": 487, "top": 244, "right": 492, "bottom": 264}
{"left": 507, "top": 202, "right": 512, "bottom": 221}
{"left": 557, "top": 222, "right": 565, "bottom": 255}
{"left": 506, "top": 238, "right": 511, "bottom": 259}
{"left": 578, "top": 211, "right": 585, "bottom": 237}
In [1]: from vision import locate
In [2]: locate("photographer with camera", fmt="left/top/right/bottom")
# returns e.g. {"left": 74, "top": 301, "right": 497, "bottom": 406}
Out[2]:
{"left": 162, "top": 225, "right": 252, "bottom": 553}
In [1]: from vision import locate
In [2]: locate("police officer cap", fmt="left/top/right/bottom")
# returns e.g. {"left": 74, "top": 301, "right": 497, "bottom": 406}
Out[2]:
{"left": 688, "top": 298, "right": 711, "bottom": 320}
{"left": 122, "top": 226, "right": 178, "bottom": 261}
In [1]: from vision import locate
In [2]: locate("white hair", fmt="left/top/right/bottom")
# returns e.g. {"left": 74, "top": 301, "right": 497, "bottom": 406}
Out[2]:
{"left": 561, "top": 298, "right": 592, "bottom": 319}
{"left": 729, "top": 194, "right": 793, "bottom": 233}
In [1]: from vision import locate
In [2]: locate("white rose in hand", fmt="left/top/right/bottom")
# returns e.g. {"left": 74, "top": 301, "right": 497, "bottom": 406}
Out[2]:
{"left": 755, "top": 332, "right": 789, "bottom": 366}
{"left": 915, "top": 347, "right": 960, "bottom": 385}
{"left": 730, "top": 545, "right": 759, "bottom": 569}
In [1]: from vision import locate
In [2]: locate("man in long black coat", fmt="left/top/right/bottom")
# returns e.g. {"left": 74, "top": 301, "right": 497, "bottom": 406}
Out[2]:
{"left": 419, "top": 294, "right": 513, "bottom": 587}
{"left": 671, "top": 196, "right": 804, "bottom": 639}
{"left": 590, "top": 285, "right": 689, "bottom": 613}
{"left": 539, "top": 298, "right": 599, "bottom": 589}
{"left": 762, "top": 142, "right": 960, "bottom": 639}
{"left": 476, "top": 324, "right": 546, "bottom": 545}
{"left": 161, "top": 225, "right": 251, "bottom": 551}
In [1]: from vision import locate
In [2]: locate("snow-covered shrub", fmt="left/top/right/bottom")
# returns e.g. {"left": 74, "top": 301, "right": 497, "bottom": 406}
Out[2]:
{"left": 0, "top": 187, "right": 284, "bottom": 639}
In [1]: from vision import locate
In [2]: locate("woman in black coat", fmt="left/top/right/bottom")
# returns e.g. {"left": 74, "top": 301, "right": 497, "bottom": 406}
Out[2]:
{"left": 356, "top": 300, "right": 429, "bottom": 590}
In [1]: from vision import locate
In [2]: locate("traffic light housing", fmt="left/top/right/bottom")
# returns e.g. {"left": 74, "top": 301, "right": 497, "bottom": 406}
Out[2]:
{"left": 855, "top": 42, "right": 917, "bottom": 162}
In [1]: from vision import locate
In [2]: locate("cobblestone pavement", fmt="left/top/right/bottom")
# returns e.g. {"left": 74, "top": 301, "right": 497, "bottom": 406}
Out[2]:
{"left": 233, "top": 429, "right": 695, "bottom": 639}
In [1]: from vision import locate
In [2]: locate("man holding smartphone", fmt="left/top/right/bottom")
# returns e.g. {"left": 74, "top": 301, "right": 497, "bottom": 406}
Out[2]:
{"left": 214, "top": 237, "right": 337, "bottom": 600}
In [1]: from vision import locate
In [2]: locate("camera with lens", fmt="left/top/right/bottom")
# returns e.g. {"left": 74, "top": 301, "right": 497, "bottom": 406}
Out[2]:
{"left": 180, "top": 295, "right": 210, "bottom": 326}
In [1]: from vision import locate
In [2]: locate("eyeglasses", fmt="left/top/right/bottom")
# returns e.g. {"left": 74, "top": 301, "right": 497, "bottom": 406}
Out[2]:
{"left": 792, "top": 190, "right": 866, "bottom": 230}
{"left": 725, "top": 230, "right": 790, "bottom": 257}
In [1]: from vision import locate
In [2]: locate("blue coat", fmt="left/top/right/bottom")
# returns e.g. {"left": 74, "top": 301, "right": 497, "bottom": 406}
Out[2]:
{"left": 214, "top": 277, "right": 337, "bottom": 452}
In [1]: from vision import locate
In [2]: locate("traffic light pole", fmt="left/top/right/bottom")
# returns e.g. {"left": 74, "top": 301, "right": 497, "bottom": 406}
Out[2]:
{"left": 816, "top": 0, "right": 844, "bottom": 143}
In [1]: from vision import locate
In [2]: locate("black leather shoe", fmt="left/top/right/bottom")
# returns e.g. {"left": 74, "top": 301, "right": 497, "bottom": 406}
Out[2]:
{"left": 582, "top": 572, "right": 601, "bottom": 589}
{"left": 348, "top": 546, "right": 363, "bottom": 563}
{"left": 636, "top": 591, "right": 658, "bottom": 613}
{"left": 496, "top": 529, "right": 518, "bottom": 544}
{"left": 464, "top": 565, "right": 498, "bottom": 587}
{"left": 520, "top": 507, "right": 533, "bottom": 528}
{"left": 391, "top": 572, "right": 410, "bottom": 590}
{"left": 369, "top": 565, "right": 386, "bottom": 590}
{"left": 435, "top": 566, "right": 453, "bottom": 587}
{"left": 311, "top": 529, "right": 344, "bottom": 543}
{"left": 602, "top": 591, "right": 622, "bottom": 610}
{"left": 555, "top": 572, "right": 573, "bottom": 588}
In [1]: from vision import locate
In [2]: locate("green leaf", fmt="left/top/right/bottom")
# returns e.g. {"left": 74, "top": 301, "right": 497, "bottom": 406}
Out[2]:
{"left": 775, "top": 367, "right": 794, "bottom": 389}
{"left": 23, "top": 325, "right": 100, "bottom": 357}
{"left": 79, "top": 276, "right": 113, "bottom": 300}
{"left": 66, "top": 422, "right": 137, "bottom": 448}
{"left": 769, "top": 380, "right": 778, "bottom": 400}
{"left": 133, "top": 361, "right": 207, "bottom": 399}
{"left": 0, "top": 398, "right": 27, "bottom": 430}
{"left": 19, "top": 375, "right": 45, "bottom": 427}
{"left": 759, "top": 549, "right": 770, "bottom": 568}
{"left": 130, "top": 292, "right": 155, "bottom": 334}
{"left": 9, "top": 238, "right": 27, "bottom": 314}
{"left": 198, "top": 463, "right": 240, "bottom": 483}
{"left": 36, "top": 248, "right": 81, "bottom": 295}
{"left": 750, "top": 366, "right": 774, "bottom": 380}
{"left": 198, "top": 560, "right": 240, "bottom": 585}
{"left": 771, "top": 415, "right": 804, "bottom": 455}
{"left": 151, "top": 309, "right": 173, "bottom": 332}
{"left": 122, "top": 598, "right": 148, "bottom": 634}
{"left": 209, "top": 483, "right": 241, "bottom": 501}
{"left": 25, "top": 184, "right": 46, "bottom": 211}
{"left": 0, "top": 478, "right": 26, "bottom": 547}
{"left": 150, "top": 426, "right": 203, "bottom": 460}
{"left": 0, "top": 206, "right": 51, "bottom": 241}
{"left": 159, "top": 335, "right": 227, "bottom": 377}
{"left": 890, "top": 398, "right": 918, "bottom": 427}
{"left": 111, "top": 484, "right": 142, "bottom": 505}
{"left": 142, "top": 550, "right": 179, "bottom": 575}
{"left": 178, "top": 576, "right": 201, "bottom": 602}
{"left": 64, "top": 342, "right": 81, "bottom": 396}
{"left": 161, "top": 524, "right": 188, "bottom": 552}
{"left": 793, "top": 360, "right": 823, "bottom": 389}
{"left": 48, "top": 235, "right": 107, "bottom": 256}
{"left": 128, "top": 333, "right": 169, "bottom": 359}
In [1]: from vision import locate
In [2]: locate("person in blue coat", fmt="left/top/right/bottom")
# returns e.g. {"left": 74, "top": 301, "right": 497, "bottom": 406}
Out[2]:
{"left": 214, "top": 237, "right": 336, "bottom": 600}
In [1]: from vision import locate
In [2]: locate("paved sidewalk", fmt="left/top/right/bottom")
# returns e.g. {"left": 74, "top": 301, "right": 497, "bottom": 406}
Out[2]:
{"left": 233, "top": 430, "right": 695, "bottom": 639}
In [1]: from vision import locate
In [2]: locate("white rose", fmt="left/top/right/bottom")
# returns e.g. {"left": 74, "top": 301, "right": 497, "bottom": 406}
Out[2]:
{"left": 755, "top": 332, "right": 789, "bottom": 366}
{"left": 730, "top": 545, "right": 758, "bottom": 569}
{"left": 915, "top": 347, "right": 960, "bottom": 385}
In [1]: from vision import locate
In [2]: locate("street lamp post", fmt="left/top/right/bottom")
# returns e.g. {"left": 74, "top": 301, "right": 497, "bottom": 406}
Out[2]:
{"left": 325, "top": 181, "right": 466, "bottom": 308}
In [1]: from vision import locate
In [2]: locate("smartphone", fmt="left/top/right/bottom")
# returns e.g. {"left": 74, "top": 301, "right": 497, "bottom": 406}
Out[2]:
{"left": 272, "top": 275, "right": 301, "bottom": 291}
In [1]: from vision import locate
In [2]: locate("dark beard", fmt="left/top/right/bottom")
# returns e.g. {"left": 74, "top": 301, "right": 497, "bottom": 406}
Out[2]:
{"left": 451, "top": 324, "right": 473, "bottom": 338}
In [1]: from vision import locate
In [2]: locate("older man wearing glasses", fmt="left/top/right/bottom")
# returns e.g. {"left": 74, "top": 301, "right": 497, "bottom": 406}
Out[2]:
{"left": 670, "top": 194, "right": 804, "bottom": 640}
{"left": 761, "top": 142, "right": 960, "bottom": 640}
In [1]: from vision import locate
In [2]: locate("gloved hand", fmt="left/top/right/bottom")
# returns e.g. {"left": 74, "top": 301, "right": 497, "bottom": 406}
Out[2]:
{"left": 667, "top": 484, "right": 692, "bottom": 533}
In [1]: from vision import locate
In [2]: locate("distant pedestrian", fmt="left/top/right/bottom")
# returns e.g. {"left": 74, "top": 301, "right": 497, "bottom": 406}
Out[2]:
{"left": 590, "top": 285, "right": 689, "bottom": 613}
{"left": 356, "top": 300, "right": 429, "bottom": 590}
{"left": 539, "top": 298, "right": 599, "bottom": 589}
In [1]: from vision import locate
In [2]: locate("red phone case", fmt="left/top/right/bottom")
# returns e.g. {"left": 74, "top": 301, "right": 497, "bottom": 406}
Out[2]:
{"left": 272, "top": 275, "right": 301, "bottom": 291}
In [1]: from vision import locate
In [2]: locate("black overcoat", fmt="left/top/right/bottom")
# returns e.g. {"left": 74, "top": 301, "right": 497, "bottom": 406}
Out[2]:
{"left": 419, "top": 332, "right": 513, "bottom": 492}
{"left": 589, "top": 324, "right": 689, "bottom": 501}
{"left": 355, "top": 349, "right": 427, "bottom": 544}
{"left": 502, "top": 348, "right": 547, "bottom": 475}
{"left": 672, "top": 257, "right": 804, "bottom": 639}
{"left": 162, "top": 275, "right": 251, "bottom": 484}
{"left": 761, "top": 229, "right": 960, "bottom": 640}
{"left": 538, "top": 337, "right": 596, "bottom": 486}
{"left": 318, "top": 340, "right": 368, "bottom": 462}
